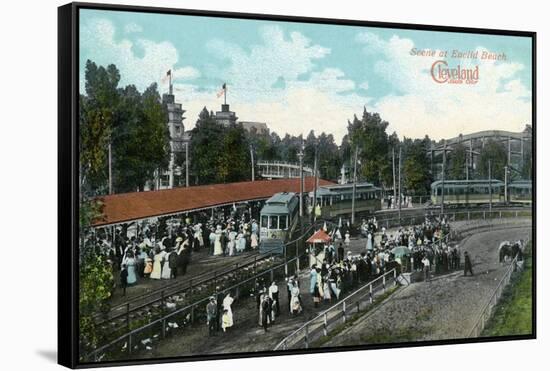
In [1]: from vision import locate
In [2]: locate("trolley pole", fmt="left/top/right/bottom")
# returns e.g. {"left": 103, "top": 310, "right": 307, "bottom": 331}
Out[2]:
{"left": 351, "top": 146, "right": 359, "bottom": 225}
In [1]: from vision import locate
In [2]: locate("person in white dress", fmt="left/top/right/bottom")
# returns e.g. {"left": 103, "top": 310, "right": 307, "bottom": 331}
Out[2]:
{"left": 290, "top": 283, "right": 302, "bottom": 314}
{"left": 161, "top": 248, "right": 171, "bottom": 280}
{"left": 228, "top": 230, "right": 237, "bottom": 256}
{"left": 251, "top": 232, "right": 258, "bottom": 249}
{"left": 150, "top": 246, "right": 163, "bottom": 280}
{"left": 222, "top": 293, "right": 234, "bottom": 329}
{"left": 213, "top": 226, "right": 223, "bottom": 256}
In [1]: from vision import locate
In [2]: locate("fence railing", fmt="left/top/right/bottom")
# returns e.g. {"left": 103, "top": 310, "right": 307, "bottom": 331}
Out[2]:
{"left": 468, "top": 253, "right": 521, "bottom": 338}
{"left": 274, "top": 268, "right": 398, "bottom": 351}
{"left": 375, "top": 208, "right": 531, "bottom": 231}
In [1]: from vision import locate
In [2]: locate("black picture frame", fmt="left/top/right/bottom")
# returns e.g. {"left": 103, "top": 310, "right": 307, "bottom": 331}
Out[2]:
{"left": 58, "top": 2, "right": 536, "bottom": 368}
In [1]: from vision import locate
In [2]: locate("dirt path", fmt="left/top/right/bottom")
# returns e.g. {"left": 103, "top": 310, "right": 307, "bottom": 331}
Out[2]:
{"left": 323, "top": 223, "right": 532, "bottom": 347}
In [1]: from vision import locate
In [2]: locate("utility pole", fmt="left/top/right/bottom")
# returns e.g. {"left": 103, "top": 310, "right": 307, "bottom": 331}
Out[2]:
{"left": 440, "top": 141, "right": 446, "bottom": 216}
{"left": 351, "top": 146, "right": 359, "bottom": 225}
{"left": 504, "top": 165, "right": 508, "bottom": 204}
{"left": 250, "top": 145, "right": 255, "bottom": 181}
{"left": 108, "top": 141, "right": 113, "bottom": 194}
{"left": 298, "top": 141, "right": 305, "bottom": 218}
{"left": 398, "top": 146, "right": 402, "bottom": 224}
{"left": 392, "top": 147, "right": 396, "bottom": 209}
{"left": 488, "top": 161, "right": 493, "bottom": 211}
{"left": 312, "top": 146, "right": 318, "bottom": 223}
{"left": 185, "top": 141, "right": 189, "bottom": 187}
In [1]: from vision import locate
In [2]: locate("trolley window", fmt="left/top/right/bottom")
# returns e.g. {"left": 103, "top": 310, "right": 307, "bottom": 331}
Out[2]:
{"left": 261, "top": 215, "right": 268, "bottom": 228}
{"left": 269, "top": 216, "right": 278, "bottom": 229}
{"left": 280, "top": 215, "right": 288, "bottom": 229}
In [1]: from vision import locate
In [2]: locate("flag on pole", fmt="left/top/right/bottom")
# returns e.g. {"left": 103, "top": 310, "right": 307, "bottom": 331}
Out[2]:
{"left": 216, "top": 83, "right": 227, "bottom": 98}
{"left": 161, "top": 69, "right": 172, "bottom": 84}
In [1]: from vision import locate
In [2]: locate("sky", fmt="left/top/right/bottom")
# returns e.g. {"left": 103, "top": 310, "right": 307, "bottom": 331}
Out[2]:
{"left": 79, "top": 9, "right": 533, "bottom": 143}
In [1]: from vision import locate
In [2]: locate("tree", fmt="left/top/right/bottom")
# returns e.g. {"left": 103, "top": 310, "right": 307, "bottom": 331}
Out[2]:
{"left": 478, "top": 139, "right": 507, "bottom": 180}
{"left": 449, "top": 142, "right": 467, "bottom": 180}
{"left": 218, "top": 123, "right": 251, "bottom": 183}
{"left": 110, "top": 83, "right": 170, "bottom": 192}
{"left": 347, "top": 108, "right": 392, "bottom": 186}
{"left": 403, "top": 138, "right": 432, "bottom": 195}
{"left": 79, "top": 60, "right": 121, "bottom": 195}
{"left": 190, "top": 108, "right": 225, "bottom": 185}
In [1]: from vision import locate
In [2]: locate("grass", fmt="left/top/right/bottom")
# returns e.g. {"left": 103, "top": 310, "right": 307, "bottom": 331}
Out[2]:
{"left": 482, "top": 243, "right": 533, "bottom": 337}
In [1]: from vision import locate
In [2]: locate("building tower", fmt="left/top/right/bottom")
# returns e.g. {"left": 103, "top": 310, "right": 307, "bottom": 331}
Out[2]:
{"left": 161, "top": 73, "right": 186, "bottom": 189}
{"left": 213, "top": 83, "right": 238, "bottom": 126}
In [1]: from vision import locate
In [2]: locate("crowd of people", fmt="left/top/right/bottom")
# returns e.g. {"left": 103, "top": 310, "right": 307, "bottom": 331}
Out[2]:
{"left": 82, "top": 204, "right": 263, "bottom": 296}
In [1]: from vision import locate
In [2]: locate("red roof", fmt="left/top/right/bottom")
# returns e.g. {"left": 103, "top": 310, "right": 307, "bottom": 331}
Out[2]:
{"left": 93, "top": 177, "right": 334, "bottom": 227}
{"left": 306, "top": 229, "right": 332, "bottom": 244}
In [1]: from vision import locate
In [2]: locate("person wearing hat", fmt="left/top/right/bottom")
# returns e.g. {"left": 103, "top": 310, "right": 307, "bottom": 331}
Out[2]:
{"left": 464, "top": 251, "right": 474, "bottom": 276}
{"left": 206, "top": 296, "right": 218, "bottom": 336}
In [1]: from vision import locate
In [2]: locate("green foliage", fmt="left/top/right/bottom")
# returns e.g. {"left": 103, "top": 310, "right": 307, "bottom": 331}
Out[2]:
{"left": 112, "top": 83, "right": 171, "bottom": 192}
{"left": 79, "top": 254, "right": 114, "bottom": 354}
{"left": 403, "top": 138, "right": 432, "bottom": 195}
{"left": 218, "top": 123, "right": 251, "bottom": 183}
{"left": 483, "top": 244, "right": 533, "bottom": 337}
{"left": 80, "top": 60, "right": 171, "bottom": 195}
{"left": 449, "top": 142, "right": 467, "bottom": 180}
{"left": 347, "top": 108, "right": 392, "bottom": 186}
{"left": 189, "top": 109, "right": 251, "bottom": 185}
{"left": 478, "top": 139, "right": 507, "bottom": 180}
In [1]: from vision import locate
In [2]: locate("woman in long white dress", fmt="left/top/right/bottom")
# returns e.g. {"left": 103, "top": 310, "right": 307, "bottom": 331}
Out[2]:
{"left": 237, "top": 232, "right": 246, "bottom": 253}
{"left": 222, "top": 293, "right": 234, "bottom": 329}
{"left": 213, "top": 227, "right": 223, "bottom": 256}
{"left": 251, "top": 232, "right": 258, "bottom": 249}
{"left": 228, "top": 230, "right": 236, "bottom": 256}
{"left": 290, "top": 283, "right": 302, "bottom": 314}
{"left": 150, "top": 247, "right": 163, "bottom": 280}
{"left": 161, "top": 249, "right": 171, "bottom": 279}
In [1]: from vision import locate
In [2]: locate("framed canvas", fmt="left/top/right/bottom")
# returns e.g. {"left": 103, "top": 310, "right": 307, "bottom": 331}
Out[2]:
{"left": 58, "top": 2, "right": 536, "bottom": 368}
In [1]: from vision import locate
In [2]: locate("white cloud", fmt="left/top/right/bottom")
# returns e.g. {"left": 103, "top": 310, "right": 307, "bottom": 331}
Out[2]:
{"left": 80, "top": 18, "right": 199, "bottom": 93}
{"left": 356, "top": 32, "right": 532, "bottom": 140}
{"left": 124, "top": 22, "right": 143, "bottom": 34}
{"left": 173, "top": 25, "right": 368, "bottom": 142}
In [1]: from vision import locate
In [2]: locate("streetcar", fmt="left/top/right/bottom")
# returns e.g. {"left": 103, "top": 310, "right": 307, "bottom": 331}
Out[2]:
{"left": 509, "top": 180, "right": 532, "bottom": 204}
{"left": 309, "top": 181, "right": 382, "bottom": 219}
{"left": 259, "top": 192, "right": 300, "bottom": 254}
{"left": 430, "top": 179, "right": 505, "bottom": 206}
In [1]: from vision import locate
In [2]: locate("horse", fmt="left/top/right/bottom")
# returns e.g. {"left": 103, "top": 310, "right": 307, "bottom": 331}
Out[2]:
{"left": 498, "top": 241, "right": 513, "bottom": 263}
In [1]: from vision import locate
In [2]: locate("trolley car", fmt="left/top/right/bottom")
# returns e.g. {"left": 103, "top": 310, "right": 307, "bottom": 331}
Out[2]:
{"left": 509, "top": 180, "right": 532, "bottom": 204}
{"left": 309, "top": 181, "right": 382, "bottom": 219}
{"left": 430, "top": 179, "right": 505, "bottom": 206}
{"left": 259, "top": 192, "right": 299, "bottom": 253}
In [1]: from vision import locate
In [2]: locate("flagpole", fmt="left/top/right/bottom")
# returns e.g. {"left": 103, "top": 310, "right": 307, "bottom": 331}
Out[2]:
{"left": 224, "top": 84, "right": 227, "bottom": 105}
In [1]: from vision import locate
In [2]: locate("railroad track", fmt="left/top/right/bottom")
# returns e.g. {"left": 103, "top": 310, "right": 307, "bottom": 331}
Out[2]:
{"left": 95, "top": 249, "right": 282, "bottom": 341}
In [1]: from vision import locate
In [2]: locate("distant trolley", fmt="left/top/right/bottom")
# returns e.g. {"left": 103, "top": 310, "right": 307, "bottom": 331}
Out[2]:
{"left": 259, "top": 192, "right": 299, "bottom": 254}
{"left": 430, "top": 179, "right": 505, "bottom": 206}
{"left": 309, "top": 181, "right": 382, "bottom": 219}
{"left": 508, "top": 180, "right": 532, "bottom": 204}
